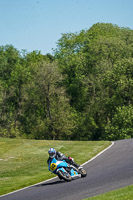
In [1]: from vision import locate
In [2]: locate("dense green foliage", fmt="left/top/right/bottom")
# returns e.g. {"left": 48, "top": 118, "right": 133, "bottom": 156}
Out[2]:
{"left": 0, "top": 23, "right": 133, "bottom": 140}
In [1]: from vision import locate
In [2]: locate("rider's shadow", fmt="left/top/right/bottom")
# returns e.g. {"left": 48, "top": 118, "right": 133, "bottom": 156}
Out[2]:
{"left": 34, "top": 180, "right": 66, "bottom": 187}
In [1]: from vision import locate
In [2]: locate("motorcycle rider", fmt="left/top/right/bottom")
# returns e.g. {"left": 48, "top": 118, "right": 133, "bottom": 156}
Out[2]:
{"left": 47, "top": 148, "right": 82, "bottom": 170}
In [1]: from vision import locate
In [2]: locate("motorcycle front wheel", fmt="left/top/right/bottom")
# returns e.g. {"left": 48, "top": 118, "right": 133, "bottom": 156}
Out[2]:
{"left": 58, "top": 170, "right": 72, "bottom": 181}
{"left": 78, "top": 168, "right": 87, "bottom": 177}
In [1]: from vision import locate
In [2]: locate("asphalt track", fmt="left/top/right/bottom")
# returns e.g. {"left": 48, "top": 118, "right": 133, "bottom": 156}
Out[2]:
{"left": 1, "top": 139, "right": 133, "bottom": 200}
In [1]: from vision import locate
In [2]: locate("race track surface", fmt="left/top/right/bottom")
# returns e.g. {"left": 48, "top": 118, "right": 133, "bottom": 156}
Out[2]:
{"left": 1, "top": 139, "right": 133, "bottom": 200}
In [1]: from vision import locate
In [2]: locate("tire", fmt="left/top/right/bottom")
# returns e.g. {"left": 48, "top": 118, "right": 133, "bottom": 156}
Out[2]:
{"left": 78, "top": 168, "right": 87, "bottom": 177}
{"left": 58, "top": 170, "right": 72, "bottom": 181}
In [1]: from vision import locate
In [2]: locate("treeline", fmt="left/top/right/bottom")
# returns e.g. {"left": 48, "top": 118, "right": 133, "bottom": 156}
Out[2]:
{"left": 0, "top": 23, "right": 133, "bottom": 140}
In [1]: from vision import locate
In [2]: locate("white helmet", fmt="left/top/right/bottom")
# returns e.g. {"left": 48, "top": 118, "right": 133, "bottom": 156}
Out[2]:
{"left": 48, "top": 148, "right": 56, "bottom": 158}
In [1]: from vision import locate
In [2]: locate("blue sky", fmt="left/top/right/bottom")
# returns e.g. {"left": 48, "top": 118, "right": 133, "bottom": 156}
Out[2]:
{"left": 0, "top": 0, "right": 133, "bottom": 55}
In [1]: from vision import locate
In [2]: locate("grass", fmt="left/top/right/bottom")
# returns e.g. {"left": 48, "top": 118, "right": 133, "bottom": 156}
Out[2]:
{"left": 0, "top": 137, "right": 110, "bottom": 196}
{"left": 85, "top": 184, "right": 133, "bottom": 200}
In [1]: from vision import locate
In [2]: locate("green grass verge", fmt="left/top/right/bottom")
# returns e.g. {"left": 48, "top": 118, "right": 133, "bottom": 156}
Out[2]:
{"left": 85, "top": 184, "right": 133, "bottom": 200}
{"left": 0, "top": 137, "right": 110, "bottom": 196}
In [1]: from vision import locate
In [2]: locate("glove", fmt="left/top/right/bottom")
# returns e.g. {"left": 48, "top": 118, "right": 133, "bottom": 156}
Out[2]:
{"left": 68, "top": 157, "right": 74, "bottom": 162}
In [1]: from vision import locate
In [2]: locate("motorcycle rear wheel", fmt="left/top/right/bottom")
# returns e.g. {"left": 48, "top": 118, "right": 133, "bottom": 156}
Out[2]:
{"left": 58, "top": 170, "right": 72, "bottom": 181}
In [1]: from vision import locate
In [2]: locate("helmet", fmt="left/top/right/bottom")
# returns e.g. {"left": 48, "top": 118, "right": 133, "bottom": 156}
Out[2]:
{"left": 48, "top": 148, "right": 56, "bottom": 158}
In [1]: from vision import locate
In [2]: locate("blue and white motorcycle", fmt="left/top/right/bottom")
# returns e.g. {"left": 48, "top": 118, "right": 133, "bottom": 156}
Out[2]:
{"left": 48, "top": 157, "right": 87, "bottom": 181}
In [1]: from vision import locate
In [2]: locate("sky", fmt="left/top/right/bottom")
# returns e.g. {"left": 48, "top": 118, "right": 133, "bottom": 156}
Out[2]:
{"left": 0, "top": 0, "right": 133, "bottom": 55}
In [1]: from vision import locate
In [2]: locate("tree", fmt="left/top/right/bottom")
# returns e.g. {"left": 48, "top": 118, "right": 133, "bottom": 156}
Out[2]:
{"left": 104, "top": 105, "right": 133, "bottom": 140}
{"left": 0, "top": 45, "right": 22, "bottom": 137}
{"left": 54, "top": 23, "right": 133, "bottom": 140}
{"left": 22, "top": 60, "right": 75, "bottom": 139}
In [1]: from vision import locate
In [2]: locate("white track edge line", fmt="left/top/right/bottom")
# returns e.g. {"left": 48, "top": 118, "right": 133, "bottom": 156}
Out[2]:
{"left": 81, "top": 141, "right": 114, "bottom": 166}
{"left": 0, "top": 141, "right": 114, "bottom": 198}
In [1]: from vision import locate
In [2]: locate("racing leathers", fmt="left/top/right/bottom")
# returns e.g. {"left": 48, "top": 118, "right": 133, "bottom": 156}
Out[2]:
{"left": 47, "top": 151, "right": 80, "bottom": 169}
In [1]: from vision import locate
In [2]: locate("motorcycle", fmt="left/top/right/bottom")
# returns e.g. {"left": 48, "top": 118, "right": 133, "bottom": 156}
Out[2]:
{"left": 48, "top": 157, "right": 87, "bottom": 181}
